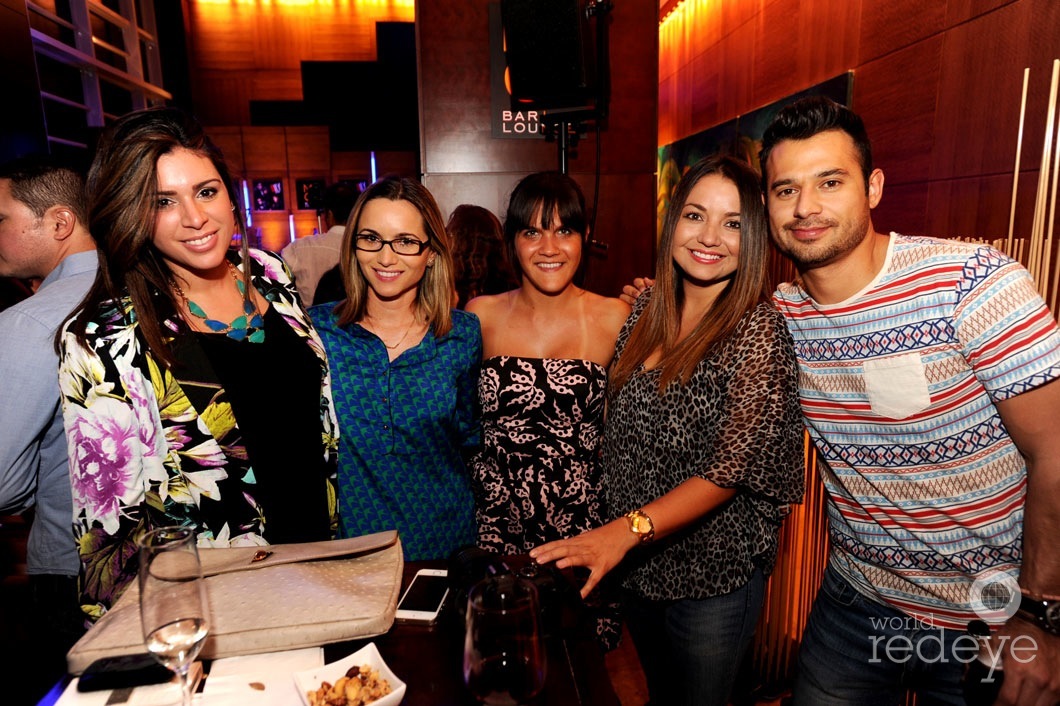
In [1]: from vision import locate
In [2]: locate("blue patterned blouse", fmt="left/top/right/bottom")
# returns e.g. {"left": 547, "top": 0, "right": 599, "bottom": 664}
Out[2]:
{"left": 311, "top": 305, "right": 482, "bottom": 561}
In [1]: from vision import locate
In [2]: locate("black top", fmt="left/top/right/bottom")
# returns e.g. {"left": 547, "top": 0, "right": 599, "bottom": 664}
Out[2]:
{"left": 196, "top": 304, "right": 332, "bottom": 543}
{"left": 473, "top": 356, "right": 608, "bottom": 554}
{"left": 603, "top": 292, "right": 806, "bottom": 601}
{"left": 313, "top": 265, "right": 346, "bottom": 306}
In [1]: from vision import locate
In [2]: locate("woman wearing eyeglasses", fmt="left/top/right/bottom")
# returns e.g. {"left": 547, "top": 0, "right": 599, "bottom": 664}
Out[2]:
{"left": 310, "top": 177, "right": 480, "bottom": 561}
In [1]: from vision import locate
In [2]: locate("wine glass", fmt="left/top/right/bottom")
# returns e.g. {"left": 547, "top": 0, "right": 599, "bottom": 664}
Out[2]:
{"left": 463, "top": 573, "right": 546, "bottom": 705}
{"left": 138, "top": 526, "right": 210, "bottom": 706}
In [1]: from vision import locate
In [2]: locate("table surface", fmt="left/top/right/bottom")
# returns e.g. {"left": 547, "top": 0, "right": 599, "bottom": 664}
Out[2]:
{"left": 327, "top": 560, "right": 621, "bottom": 706}
{"left": 42, "top": 559, "right": 620, "bottom": 706}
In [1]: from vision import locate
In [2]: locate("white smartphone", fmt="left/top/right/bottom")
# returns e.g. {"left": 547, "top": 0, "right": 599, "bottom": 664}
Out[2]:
{"left": 395, "top": 568, "right": 450, "bottom": 624}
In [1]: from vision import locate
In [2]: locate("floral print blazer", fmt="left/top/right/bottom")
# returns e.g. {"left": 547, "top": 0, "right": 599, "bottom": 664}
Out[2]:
{"left": 58, "top": 249, "right": 339, "bottom": 620}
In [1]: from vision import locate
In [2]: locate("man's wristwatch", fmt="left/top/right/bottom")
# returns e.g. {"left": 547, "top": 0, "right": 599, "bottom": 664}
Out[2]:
{"left": 625, "top": 509, "right": 655, "bottom": 543}
{"left": 1016, "top": 594, "right": 1060, "bottom": 636}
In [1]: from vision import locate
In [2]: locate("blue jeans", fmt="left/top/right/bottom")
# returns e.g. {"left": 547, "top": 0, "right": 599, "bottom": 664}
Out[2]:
{"left": 793, "top": 564, "right": 969, "bottom": 706}
{"left": 624, "top": 568, "right": 765, "bottom": 706}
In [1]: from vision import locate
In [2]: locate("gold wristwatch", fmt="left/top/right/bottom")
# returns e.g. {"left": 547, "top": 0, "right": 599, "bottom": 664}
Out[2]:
{"left": 625, "top": 509, "right": 655, "bottom": 543}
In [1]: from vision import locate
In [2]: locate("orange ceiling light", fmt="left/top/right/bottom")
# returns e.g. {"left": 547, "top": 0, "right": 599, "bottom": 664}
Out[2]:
{"left": 192, "top": 0, "right": 413, "bottom": 9}
{"left": 190, "top": 0, "right": 414, "bottom": 28}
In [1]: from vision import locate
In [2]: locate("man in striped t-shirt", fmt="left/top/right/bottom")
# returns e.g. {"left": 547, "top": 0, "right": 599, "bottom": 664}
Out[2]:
{"left": 762, "top": 96, "right": 1060, "bottom": 705}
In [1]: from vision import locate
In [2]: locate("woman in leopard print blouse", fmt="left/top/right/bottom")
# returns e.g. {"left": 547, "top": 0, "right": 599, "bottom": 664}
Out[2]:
{"left": 531, "top": 155, "right": 805, "bottom": 706}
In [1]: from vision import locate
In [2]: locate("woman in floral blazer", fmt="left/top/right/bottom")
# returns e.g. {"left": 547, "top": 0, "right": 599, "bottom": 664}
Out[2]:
{"left": 59, "top": 108, "right": 338, "bottom": 621}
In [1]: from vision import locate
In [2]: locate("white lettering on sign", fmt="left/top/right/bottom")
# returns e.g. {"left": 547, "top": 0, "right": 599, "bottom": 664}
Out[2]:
{"left": 501, "top": 110, "right": 540, "bottom": 135}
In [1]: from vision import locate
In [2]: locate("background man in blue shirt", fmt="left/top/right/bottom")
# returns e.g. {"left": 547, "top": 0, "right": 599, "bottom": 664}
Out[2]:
{"left": 0, "top": 154, "right": 97, "bottom": 691}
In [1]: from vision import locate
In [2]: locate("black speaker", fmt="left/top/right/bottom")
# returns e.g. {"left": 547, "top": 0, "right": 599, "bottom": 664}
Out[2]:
{"left": 500, "top": 0, "right": 598, "bottom": 114}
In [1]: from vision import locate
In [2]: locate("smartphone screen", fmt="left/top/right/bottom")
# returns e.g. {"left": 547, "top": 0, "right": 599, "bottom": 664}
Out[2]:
{"left": 396, "top": 571, "right": 449, "bottom": 622}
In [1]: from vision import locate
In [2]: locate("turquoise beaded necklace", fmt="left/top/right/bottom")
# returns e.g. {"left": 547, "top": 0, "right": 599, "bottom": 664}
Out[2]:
{"left": 175, "top": 263, "right": 265, "bottom": 343}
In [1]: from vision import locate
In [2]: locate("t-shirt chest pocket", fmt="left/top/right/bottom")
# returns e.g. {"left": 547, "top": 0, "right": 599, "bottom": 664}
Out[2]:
{"left": 861, "top": 352, "right": 932, "bottom": 419}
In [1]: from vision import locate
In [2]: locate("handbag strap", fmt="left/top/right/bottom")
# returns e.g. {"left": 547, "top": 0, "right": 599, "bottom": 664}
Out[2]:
{"left": 197, "top": 530, "right": 399, "bottom": 576}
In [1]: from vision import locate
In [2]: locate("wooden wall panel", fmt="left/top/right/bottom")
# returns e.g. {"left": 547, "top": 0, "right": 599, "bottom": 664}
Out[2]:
{"left": 870, "top": 181, "right": 930, "bottom": 238}
{"left": 206, "top": 126, "right": 246, "bottom": 175}
{"left": 662, "top": 0, "right": 1060, "bottom": 246}
{"left": 249, "top": 71, "right": 304, "bottom": 102}
{"left": 924, "top": 174, "right": 1023, "bottom": 241}
{"left": 251, "top": 212, "right": 295, "bottom": 253}
{"left": 184, "top": 0, "right": 412, "bottom": 126}
{"left": 657, "top": 8, "right": 680, "bottom": 83}
{"left": 598, "top": 2, "right": 661, "bottom": 175}
{"left": 722, "top": 0, "right": 765, "bottom": 29}
{"left": 658, "top": 74, "right": 678, "bottom": 147}
{"left": 749, "top": 1, "right": 797, "bottom": 109}
{"left": 803, "top": 0, "right": 861, "bottom": 84}
{"left": 858, "top": 0, "right": 946, "bottom": 64}
{"left": 192, "top": 72, "right": 254, "bottom": 126}
{"left": 284, "top": 127, "right": 331, "bottom": 172}
{"left": 932, "top": 1, "right": 1029, "bottom": 179}
{"left": 329, "top": 150, "right": 418, "bottom": 181}
{"left": 946, "top": 0, "right": 1016, "bottom": 25}
{"left": 242, "top": 127, "right": 290, "bottom": 173}
{"left": 373, "top": 151, "right": 420, "bottom": 179}
{"left": 851, "top": 37, "right": 942, "bottom": 188}
{"left": 716, "top": 19, "right": 755, "bottom": 128}
{"left": 582, "top": 173, "right": 659, "bottom": 295}
{"left": 688, "top": 45, "right": 723, "bottom": 137}
{"left": 331, "top": 151, "right": 372, "bottom": 180}
{"left": 933, "top": 0, "right": 1060, "bottom": 181}
{"left": 752, "top": 0, "right": 860, "bottom": 111}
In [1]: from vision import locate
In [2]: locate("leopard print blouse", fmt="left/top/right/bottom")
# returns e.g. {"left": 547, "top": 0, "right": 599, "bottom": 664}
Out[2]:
{"left": 603, "top": 291, "right": 805, "bottom": 601}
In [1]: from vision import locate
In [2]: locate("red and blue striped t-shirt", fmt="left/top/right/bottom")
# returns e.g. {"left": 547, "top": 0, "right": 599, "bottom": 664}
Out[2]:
{"left": 774, "top": 234, "right": 1060, "bottom": 630}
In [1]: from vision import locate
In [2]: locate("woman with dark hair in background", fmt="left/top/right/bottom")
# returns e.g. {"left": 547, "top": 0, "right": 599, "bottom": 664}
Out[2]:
{"left": 59, "top": 107, "right": 338, "bottom": 619}
{"left": 531, "top": 155, "right": 805, "bottom": 705}
{"left": 311, "top": 177, "right": 481, "bottom": 561}
{"left": 446, "top": 204, "right": 517, "bottom": 309}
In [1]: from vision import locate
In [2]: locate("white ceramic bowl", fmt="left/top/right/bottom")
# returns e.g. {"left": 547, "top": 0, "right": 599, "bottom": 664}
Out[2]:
{"left": 293, "top": 642, "right": 407, "bottom": 706}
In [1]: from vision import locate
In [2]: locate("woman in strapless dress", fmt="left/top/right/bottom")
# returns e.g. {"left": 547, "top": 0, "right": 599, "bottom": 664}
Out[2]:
{"left": 466, "top": 172, "right": 629, "bottom": 646}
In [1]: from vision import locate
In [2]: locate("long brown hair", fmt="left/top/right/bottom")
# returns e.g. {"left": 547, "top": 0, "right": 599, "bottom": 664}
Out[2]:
{"left": 65, "top": 107, "right": 248, "bottom": 369}
{"left": 447, "top": 204, "right": 516, "bottom": 308}
{"left": 610, "top": 154, "right": 771, "bottom": 392}
{"left": 334, "top": 176, "right": 455, "bottom": 337}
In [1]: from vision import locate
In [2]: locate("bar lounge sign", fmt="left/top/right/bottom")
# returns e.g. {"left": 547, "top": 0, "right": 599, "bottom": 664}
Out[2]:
{"left": 490, "top": 3, "right": 540, "bottom": 139}
{"left": 499, "top": 109, "right": 541, "bottom": 136}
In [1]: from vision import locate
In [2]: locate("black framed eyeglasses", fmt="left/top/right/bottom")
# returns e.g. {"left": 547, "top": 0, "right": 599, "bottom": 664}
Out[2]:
{"left": 354, "top": 234, "right": 430, "bottom": 256}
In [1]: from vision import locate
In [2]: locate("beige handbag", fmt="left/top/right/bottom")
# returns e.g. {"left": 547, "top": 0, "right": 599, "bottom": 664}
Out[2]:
{"left": 66, "top": 530, "right": 403, "bottom": 674}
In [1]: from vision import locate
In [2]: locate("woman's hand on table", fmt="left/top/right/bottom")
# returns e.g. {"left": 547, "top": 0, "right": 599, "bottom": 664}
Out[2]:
{"left": 529, "top": 520, "right": 638, "bottom": 599}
